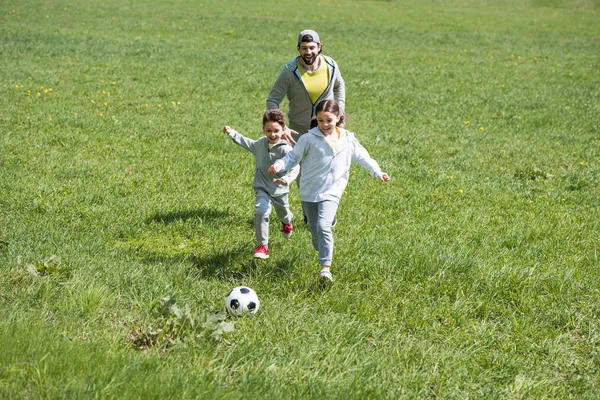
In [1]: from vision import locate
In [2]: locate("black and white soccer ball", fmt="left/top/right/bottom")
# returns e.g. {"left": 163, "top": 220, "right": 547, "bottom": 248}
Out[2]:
{"left": 225, "top": 286, "right": 260, "bottom": 317}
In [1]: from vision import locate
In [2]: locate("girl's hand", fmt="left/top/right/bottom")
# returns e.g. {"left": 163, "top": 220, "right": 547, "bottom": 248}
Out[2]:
{"left": 268, "top": 164, "right": 281, "bottom": 174}
{"left": 272, "top": 178, "right": 288, "bottom": 186}
{"left": 223, "top": 126, "right": 232, "bottom": 135}
{"left": 378, "top": 173, "right": 391, "bottom": 182}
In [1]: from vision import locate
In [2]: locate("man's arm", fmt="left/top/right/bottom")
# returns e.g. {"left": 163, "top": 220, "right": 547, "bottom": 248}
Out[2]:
{"left": 333, "top": 68, "right": 346, "bottom": 112}
{"left": 266, "top": 68, "right": 289, "bottom": 110}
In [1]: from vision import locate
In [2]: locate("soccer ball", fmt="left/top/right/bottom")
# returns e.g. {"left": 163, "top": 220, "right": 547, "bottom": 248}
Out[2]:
{"left": 225, "top": 286, "right": 260, "bottom": 317}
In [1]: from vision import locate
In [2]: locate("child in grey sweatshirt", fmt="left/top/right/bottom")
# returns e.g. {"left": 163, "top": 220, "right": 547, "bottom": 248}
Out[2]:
{"left": 223, "top": 109, "right": 299, "bottom": 259}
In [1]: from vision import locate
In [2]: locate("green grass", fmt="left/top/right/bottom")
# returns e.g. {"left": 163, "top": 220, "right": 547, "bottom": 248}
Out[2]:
{"left": 1, "top": 0, "right": 600, "bottom": 398}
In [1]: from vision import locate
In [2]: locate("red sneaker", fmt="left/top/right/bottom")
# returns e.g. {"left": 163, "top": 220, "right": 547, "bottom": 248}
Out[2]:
{"left": 253, "top": 244, "right": 269, "bottom": 259}
{"left": 281, "top": 222, "right": 294, "bottom": 238}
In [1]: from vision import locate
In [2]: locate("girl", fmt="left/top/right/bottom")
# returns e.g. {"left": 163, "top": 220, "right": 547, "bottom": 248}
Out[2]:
{"left": 223, "top": 109, "right": 299, "bottom": 259}
{"left": 268, "top": 100, "right": 390, "bottom": 283}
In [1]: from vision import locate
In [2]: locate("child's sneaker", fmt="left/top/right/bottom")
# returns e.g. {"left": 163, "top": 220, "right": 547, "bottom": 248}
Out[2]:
{"left": 253, "top": 244, "right": 269, "bottom": 259}
{"left": 319, "top": 269, "right": 333, "bottom": 284}
{"left": 281, "top": 222, "right": 294, "bottom": 238}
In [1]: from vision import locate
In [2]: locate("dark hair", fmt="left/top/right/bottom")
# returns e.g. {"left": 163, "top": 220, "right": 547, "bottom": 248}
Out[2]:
{"left": 263, "top": 109, "right": 286, "bottom": 128}
{"left": 300, "top": 34, "right": 315, "bottom": 43}
{"left": 315, "top": 99, "right": 346, "bottom": 127}
{"left": 298, "top": 35, "right": 323, "bottom": 54}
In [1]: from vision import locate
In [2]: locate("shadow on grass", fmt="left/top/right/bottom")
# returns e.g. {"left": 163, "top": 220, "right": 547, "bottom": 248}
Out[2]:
{"left": 147, "top": 207, "right": 254, "bottom": 230}
{"left": 139, "top": 243, "right": 298, "bottom": 281}
{"left": 186, "top": 248, "right": 259, "bottom": 279}
{"left": 147, "top": 208, "right": 231, "bottom": 224}
{"left": 131, "top": 207, "right": 299, "bottom": 280}
{"left": 184, "top": 250, "right": 298, "bottom": 280}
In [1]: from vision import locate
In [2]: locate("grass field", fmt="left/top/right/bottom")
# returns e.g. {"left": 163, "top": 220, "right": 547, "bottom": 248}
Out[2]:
{"left": 1, "top": 0, "right": 600, "bottom": 398}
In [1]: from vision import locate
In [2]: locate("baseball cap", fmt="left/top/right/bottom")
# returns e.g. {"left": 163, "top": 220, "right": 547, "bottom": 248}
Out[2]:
{"left": 298, "top": 29, "right": 320, "bottom": 45}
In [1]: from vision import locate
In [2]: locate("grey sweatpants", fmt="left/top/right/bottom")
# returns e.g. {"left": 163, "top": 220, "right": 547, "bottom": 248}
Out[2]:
{"left": 302, "top": 200, "right": 339, "bottom": 267}
{"left": 255, "top": 189, "right": 293, "bottom": 245}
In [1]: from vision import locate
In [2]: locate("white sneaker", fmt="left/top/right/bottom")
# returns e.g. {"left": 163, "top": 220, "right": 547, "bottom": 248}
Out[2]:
{"left": 319, "top": 269, "right": 333, "bottom": 284}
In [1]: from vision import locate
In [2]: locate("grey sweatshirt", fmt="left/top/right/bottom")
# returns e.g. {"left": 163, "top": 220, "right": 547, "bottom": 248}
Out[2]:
{"left": 266, "top": 55, "right": 345, "bottom": 134}
{"left": 274, "top": 127, "right": 382, "bottom": 203}
{"left": 227, "top": 129, "right": 299, "bottom": 196}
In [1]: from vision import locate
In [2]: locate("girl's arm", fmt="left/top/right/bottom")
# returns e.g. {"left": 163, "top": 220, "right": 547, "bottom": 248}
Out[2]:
{"left": 268, "top": 136, "right": 306, "bottom": 174}
{"left": 351, "top": 139, "right": 390, "bottom": 181}
{"left": 275, "top": 163, "right": 300, "bottom": 185}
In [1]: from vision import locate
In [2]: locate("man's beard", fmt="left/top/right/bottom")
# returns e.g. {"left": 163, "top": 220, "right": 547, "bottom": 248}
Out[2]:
{"left": 302, "top": 54, "right": 317, "bottom": 65}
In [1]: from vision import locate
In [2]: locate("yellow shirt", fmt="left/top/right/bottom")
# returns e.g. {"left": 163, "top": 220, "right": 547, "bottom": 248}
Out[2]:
{"left": 298, "top": 56, "right": 330, "bottom": 105}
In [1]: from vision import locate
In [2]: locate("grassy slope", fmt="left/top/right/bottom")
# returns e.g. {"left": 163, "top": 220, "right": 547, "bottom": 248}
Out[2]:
{"left": 1, "top": 0, "right": 599, "bottom": 398}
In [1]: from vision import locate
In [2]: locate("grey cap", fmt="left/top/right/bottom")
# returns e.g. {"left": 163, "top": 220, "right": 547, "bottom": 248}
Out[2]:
{"left": 298, "top": 29, "right": 320, "bottom": 45}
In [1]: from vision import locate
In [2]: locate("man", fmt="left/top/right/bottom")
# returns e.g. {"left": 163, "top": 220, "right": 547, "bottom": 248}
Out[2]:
{"left": 267, "top": 29, "right": 346, "bottom": 144}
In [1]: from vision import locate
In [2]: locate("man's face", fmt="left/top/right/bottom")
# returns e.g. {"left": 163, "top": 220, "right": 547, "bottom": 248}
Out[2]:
{"left": 298, "top": 42, "right": 322, "bottom": 66}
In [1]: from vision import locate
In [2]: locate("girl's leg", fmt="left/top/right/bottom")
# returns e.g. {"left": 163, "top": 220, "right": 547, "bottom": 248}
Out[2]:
{"left": 302, "top": 201, "right": 320, "bottom": 251}
{"left": 254, "top": 189, "right": 271, "bottom": 245}
{"left": 316, "top": 200, "right": 338, "bottom": 267}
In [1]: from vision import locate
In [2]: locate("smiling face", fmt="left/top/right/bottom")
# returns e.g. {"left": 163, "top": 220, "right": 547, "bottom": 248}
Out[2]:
{"left": 263, "top": 121, "right": 285, "bottom": 144}
{"left": 316, "top": 111, "right": 340, "bottom": 136}
{"left": 298, "top": 41, "right": 322, "bottom": 66}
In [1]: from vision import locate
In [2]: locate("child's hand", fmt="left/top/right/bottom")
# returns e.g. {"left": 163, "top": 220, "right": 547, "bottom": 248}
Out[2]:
{"left": 272, "top": 178, "right": 288, "bottom": 186}
{"left": 378, "top": 172, "right": 391, "bottom": 182}
{"left": 268, "top": 164, "right": 281, "bottom": 175}
{"left": 223, "top": 126, "right": 232, "bottom": 135}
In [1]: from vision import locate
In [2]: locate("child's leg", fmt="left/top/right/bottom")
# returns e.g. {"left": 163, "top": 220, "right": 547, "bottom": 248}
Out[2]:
{"left": 302, "top": 201, "right": 320, "bottom": 251}
{"left": 254, "top": 189, "right": 272, "bottom": 245}
{"left": 302, "top": 200, "right": 339, "bottom": 265}
{"left": 272, "top": 193, "right": 293, "bottom": 224}
{"left": 315, "top": 200, "right": 338, "bottom": 267}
